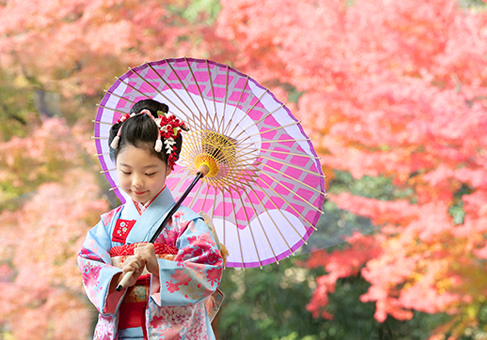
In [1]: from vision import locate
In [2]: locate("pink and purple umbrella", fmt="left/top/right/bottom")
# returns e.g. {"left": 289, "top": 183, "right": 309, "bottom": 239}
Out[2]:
{"left": 94, "top": 57, "right": 325, "bottom": 268}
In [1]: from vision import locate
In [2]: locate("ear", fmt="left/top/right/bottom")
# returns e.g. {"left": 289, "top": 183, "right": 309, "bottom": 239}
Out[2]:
{"left": 166, "top": 164, "right": 172, "bottom": 176}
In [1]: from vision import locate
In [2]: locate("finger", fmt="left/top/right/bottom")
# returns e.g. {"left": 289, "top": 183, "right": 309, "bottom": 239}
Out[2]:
{"left": 123, "top": 257, "right": 143, "bottom": 271}
{"left": 136, "top": 242, "right": 149, "bottom": 250}
{"left": 123, "top": 263, "right": 138, "bottom": 274}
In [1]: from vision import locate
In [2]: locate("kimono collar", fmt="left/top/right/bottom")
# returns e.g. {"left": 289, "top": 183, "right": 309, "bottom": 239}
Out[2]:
{"left": 123, "top": 186, "right": 177, "bottom": 244}
{"left": 143, "top": 185, "right": 175, "bottom": 213}
{"left": 133, "top": 185, "right": 167, "bottom": 215}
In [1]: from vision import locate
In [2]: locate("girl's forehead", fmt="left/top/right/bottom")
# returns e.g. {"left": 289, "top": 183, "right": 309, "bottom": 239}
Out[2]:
{"left": 116, "top": 145, "right": 165, "bottom": 167}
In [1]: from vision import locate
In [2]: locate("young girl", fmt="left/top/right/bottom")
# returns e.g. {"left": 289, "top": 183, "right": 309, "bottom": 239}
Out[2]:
{"left": 78, "top": 99, "right": 224, "bottom": 340}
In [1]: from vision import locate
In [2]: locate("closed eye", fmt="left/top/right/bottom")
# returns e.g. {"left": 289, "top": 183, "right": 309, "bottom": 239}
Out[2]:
{"left": 146, "top": 172, "right": 156, "bottom": 176}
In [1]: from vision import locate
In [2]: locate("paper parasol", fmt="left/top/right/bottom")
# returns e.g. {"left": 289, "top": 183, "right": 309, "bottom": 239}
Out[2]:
{"left": 94, "top": 57, "right": 326, "bottom": 268}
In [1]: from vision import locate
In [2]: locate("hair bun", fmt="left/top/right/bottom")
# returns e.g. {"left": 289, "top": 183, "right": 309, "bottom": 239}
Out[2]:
{"left": 160, "top": 103, "right": 169, "bottom": 114}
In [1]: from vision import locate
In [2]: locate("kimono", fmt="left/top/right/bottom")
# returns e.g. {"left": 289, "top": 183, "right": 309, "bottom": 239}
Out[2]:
{"left": 77, "top": 187, "right": 224, "bottom": 340}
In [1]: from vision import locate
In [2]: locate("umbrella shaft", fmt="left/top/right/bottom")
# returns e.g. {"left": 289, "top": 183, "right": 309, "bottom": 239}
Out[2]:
{"left": 149, "top": 171, "right": 204, "bottom": 243}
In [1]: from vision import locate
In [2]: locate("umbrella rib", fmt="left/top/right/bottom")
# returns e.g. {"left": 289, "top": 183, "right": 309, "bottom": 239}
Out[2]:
{"left": 166, "top": 166, "right": 187, "bottom": 183}
{"left": 258, "top": 172, "right": 319, "bottom": 229}
{"left": 260, "top": 172, "right": 324, "bottom": 214}
{"left": 216, "top": 65, "right": 230, "bottom": 134}
{"left": 234, "top": 102, "right": 286, "bottom": 141}
{"left": 114, "top": 73, "right": 203, "bottom": 127}
{"left": 93, "top": 120, "right": 112, "bottom": 126}
{"left": 235, "top": 193, "right": 263, "bottom": 268}
{"left": 94, "top": 152, "right": 110, "bottom": 157}
{"left": 242, "top": 120, "right": 301, "bottom": 140}
{"left": 210, "top": 187, "right": 218, "bottom": 222}
{"left": 115, "top": 76, "right": 153, "bottom": 101}
{"left": 239, "top": 138, "right": 311, "bottom": 146}
{"left": 252, "top": 180, "right": 308, "bottom": 244}
{"left": 186, "top": 179, "right": 204, "bottom": 209}
{"left": 259, "top": 156, "right": 326, "bottom": 178}
{"left": 96, "top": 103, "right": 128, "bottom": 116}
{"left": 215, "top": 178, "right": 250, "bottom": 192}
{"left": 164, "top": 59, "right": 206, "bottom": 131}
{"left": 208, "top": 175, "right": 246, "bottom": 192}
{"left": 220, "top": 187, "right": 245, "bottom": 268}
{"left": 242, "top": 190, "right": 280, "bottom": 265}
{"left": 145, "top": 62, "right": 203, "bottom": 132}
{"left": 206, "top": 59, "right": 218, "bottom": 125}
{"left": 247, "top": 185, "right": 295, "bottom": 255}
{"left": 210, "top": 182, "right": 245, "bottom": 268}
{"left": 92, "top": 137, "right": 108, "bottom": 140}
{"left": 168, "top": 171, "right": 192, "bottom": 193}
{"left": 222, "top": 75, "right": 250, "bottom": 137}
{"left": 169, "top": 166, "right": 187, "bottom": 176}
{"left": 100, "top": 168, "right": 116, "bottom": 173}
{"left": 181, "top": 139, "right": 204, "bottom": 170}
{"left": 184, "top": 57, "right": 212, "bottom": 131}
{"left": 127, "top": 64, "right": 202, "bottom": 132}
{"left": 235, "top": 142, "right": 319, "bottom": 165}
{"left": 228, "top": 88, "right": 270, "bottom": 140}
{"left": 209, "top": 165, "right": 262, "bottom": 189}
{"left": 260, "top": 149, "right": 320, "bottom": 159}
{"left": 100, "top": 90, "right": 136, "bottom": 106}
{"left": 227, "top": 193, "right": 253, "bottom": 269}
{"left": 223, "top": 171, "right": 260, "bottom": 188}
{"left": 201, "top": 184, "right": 211, "bottom": 213}
{"left": 183, "top": 131, "right": 210, "bottom": 164}
{"left": 262, "top": 165, "right": 326, "bottom": 195}
{"left": 232, "top": 144, "right": 259, "bottom": 159}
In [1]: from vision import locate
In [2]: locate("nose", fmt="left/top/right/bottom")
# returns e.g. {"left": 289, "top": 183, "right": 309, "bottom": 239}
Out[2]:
{"left": 132, "top": 175, "right": 143, "bottom": 189}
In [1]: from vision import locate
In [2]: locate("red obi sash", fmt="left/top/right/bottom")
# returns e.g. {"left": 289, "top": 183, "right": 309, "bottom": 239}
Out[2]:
{"left": 110, "top": 243, "right": 178, "bottom": 335}
{"left": 110, "top": 243, "right": 178, "bottom": 257}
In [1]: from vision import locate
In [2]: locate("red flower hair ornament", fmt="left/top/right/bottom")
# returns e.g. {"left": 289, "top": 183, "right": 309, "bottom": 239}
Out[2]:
{"left": 110, "top": 109, "right": 189, "bottom": 170}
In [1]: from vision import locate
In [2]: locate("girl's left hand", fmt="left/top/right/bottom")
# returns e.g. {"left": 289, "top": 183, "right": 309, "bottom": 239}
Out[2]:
{"left": 134, "top": 243, "right": 160, "bottom": 277}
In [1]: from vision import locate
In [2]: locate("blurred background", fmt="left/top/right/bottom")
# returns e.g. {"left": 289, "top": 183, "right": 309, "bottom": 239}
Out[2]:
{"left": 1, "top": 0, "right": 487, "bottom": 339}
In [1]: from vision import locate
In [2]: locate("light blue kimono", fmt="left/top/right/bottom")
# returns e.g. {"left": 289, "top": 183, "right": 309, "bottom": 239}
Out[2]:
{"left": 78, "top": 187, "right": 224, "bottom": 340}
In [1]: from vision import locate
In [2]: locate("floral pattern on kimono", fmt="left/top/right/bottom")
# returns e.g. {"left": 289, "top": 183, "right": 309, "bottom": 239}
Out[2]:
{"left": 77, "top": 187, "right": 223, "bottom": 340}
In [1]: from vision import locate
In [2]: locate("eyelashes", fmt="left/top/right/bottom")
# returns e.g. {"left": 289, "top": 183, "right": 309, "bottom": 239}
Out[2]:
{"left": 120, "top": 170, "right": 156, "bottom": 176}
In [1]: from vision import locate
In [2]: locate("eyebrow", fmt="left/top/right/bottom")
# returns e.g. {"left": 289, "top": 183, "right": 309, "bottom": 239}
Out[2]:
{"left": 119, "top": 163, "right": 159, "bottom": 169}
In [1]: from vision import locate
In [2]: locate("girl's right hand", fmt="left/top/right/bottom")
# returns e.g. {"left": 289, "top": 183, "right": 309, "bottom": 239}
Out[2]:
{"left": 119, "top": 255, "right": 146, "bottom": 287}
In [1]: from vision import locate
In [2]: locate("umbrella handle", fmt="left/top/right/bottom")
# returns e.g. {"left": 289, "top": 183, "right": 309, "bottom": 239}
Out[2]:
{"left": 116, "top": 271, "right": 134, "bottom": 291}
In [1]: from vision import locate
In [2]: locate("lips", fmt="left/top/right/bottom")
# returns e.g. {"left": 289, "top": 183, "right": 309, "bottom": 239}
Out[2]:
{"left": 132, "top": 190, "right": 147, "bottom": 196}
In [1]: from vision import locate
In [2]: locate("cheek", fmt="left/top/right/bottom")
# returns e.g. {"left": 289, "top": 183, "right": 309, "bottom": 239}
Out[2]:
{"left": 153, "top": 176, "right": 167, "bottom": 189}
{"left": 117, "top": 172, "right": 130, "bottom": 188}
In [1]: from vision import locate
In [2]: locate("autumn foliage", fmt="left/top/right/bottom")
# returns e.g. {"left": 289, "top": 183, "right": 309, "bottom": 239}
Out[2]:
{"left": 1, "top": 0, "right": 487, "bottom": 338}
{"left": 216, "top": 0, "right": 487, "bottom": 337}
{"left": 0, "top": 118, "right": 108, "bottom": 339}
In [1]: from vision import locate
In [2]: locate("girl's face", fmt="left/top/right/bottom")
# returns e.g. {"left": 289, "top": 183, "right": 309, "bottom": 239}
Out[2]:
{"left": 116, "top": 145, "right": 170, "bottom": 205}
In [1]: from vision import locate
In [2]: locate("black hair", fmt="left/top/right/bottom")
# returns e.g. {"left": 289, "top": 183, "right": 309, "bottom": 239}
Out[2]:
{"left": 108, "top": 99, "right": 183, "bottom": 164}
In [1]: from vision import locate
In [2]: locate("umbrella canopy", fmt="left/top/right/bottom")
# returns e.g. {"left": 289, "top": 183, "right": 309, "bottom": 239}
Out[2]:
{"left": 94, "top": 57, "right": 325, "bottom": 268}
